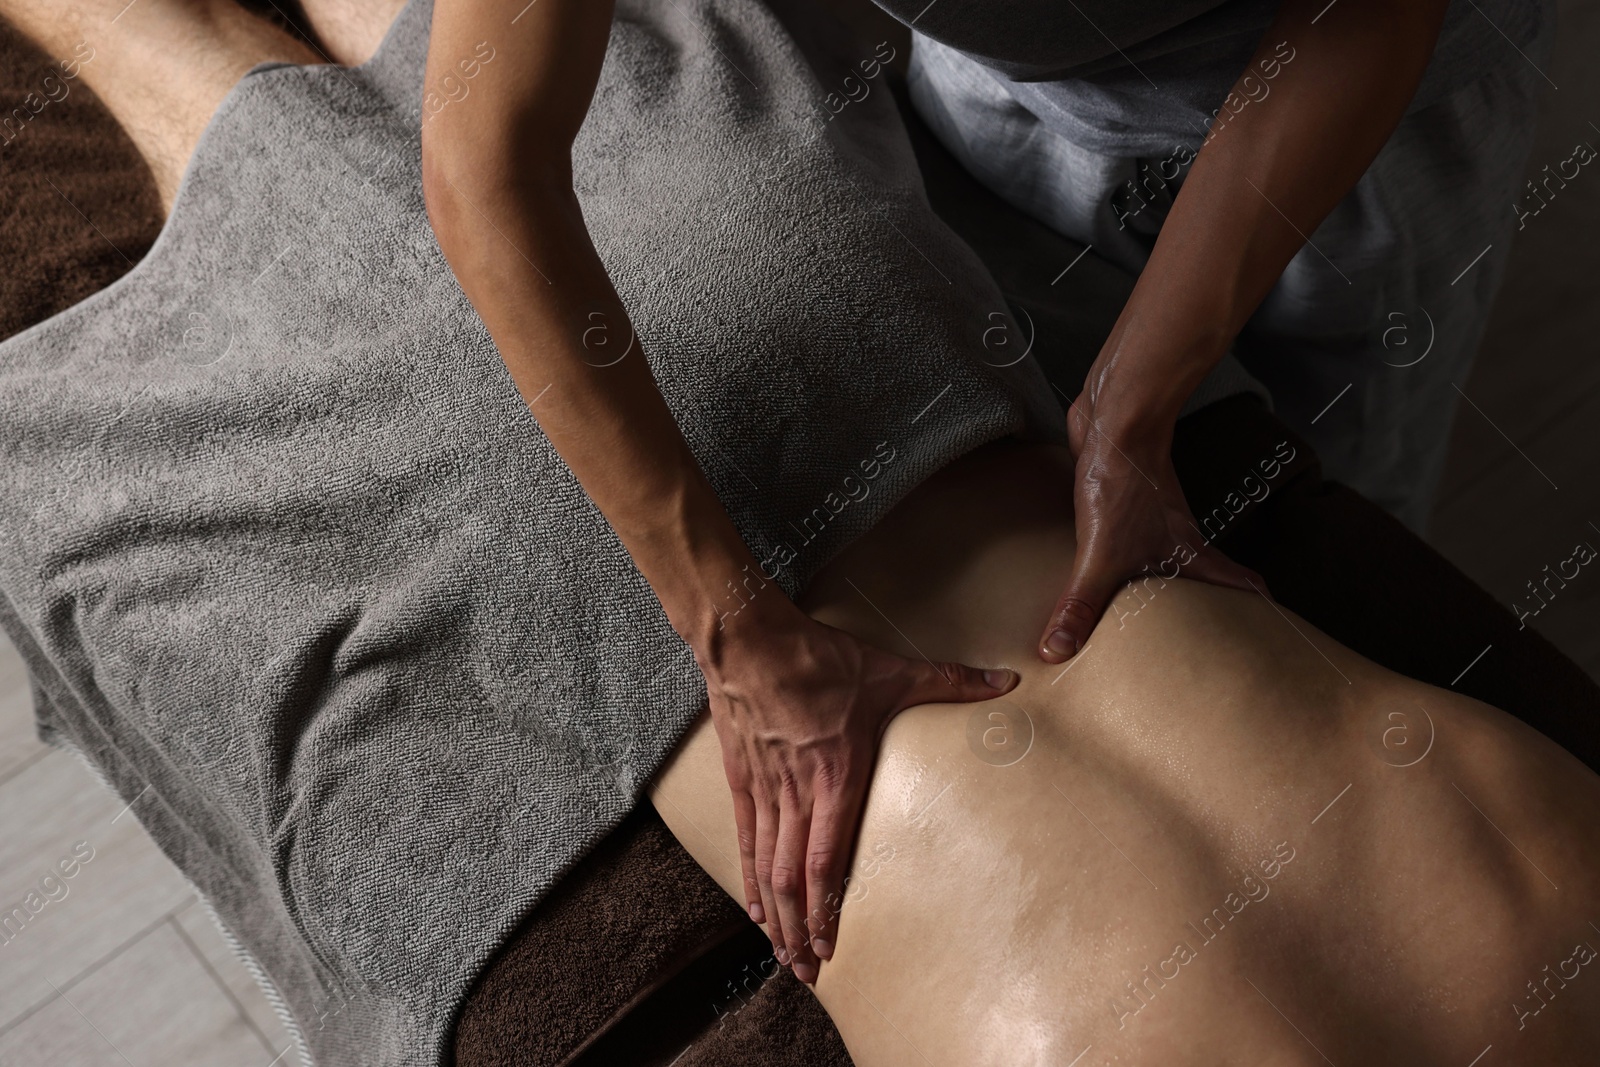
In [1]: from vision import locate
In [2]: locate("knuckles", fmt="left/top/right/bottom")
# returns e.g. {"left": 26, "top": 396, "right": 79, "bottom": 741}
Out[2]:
{"left": 768, "top": 864, "right": 803, "bottom": 897}
{"left": 804, "top": 848, "right": 839, "bottom": 880}
{"left": 810, "top": 756, "right": 847, "bottom": 793}
{"left": 1053, "top": 597, "right": 1100, "bottom": 627}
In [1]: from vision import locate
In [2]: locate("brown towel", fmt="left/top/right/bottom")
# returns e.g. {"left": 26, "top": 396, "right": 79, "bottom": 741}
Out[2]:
{"left": 564, "top": 912, "right": 850, "bottom": 1067}
{"left": 0, "top": 33, "right": 159, "bottom": 341}
{"left": 1173, "top": 397, "right": 1600, "bottom": 765}
{"left": 452, "top": 805, "right": 838, "bottom": 1067}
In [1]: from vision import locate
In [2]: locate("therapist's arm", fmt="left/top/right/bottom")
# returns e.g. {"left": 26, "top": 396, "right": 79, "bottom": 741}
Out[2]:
{"left": 420, "top": 0, "right": 1016, "bottom": 984}
{"left": 1038, "top": 0, "right": 1453, "bottom": 661}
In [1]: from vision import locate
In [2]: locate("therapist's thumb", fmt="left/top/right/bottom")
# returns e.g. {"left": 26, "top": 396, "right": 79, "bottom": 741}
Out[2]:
{"left": 901, "top": 658, "right": 1020, "bottom": 710}
{"left": 1039, "top": 545, "right": 1123, "bottom": 663}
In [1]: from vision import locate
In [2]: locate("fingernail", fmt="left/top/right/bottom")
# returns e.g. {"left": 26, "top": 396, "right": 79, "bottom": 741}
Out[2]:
{"left": 749, "top": 902, "right": 764, "bottom": 924}
{"left": 793, "top": 961, "right": 818, "bottom": 984}
{"left": 1045, "top": 629, "right": 1078, "bottom": 656}
{"left": 775, "top": 945, "right": 790, "bottom": 966}
{"left": 812, "top": 936, "right": 833, "bottom": 960}
{"left": 983, "top": 668, "right": 1016, "bottom": 690}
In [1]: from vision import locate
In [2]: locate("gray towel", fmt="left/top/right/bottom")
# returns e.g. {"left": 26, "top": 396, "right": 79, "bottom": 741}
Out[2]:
{"left": 0, "top": 0, "right": 1069, "bottom": 1062}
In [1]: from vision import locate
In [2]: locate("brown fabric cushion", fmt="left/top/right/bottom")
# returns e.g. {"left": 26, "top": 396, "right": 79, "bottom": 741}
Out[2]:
{"left": 0, "top": 26, "right": 160, "bottom": 341}
{"left": 566, "top": 919, "right": 849, "bottom": 1067}
{"left": 1174, "top": 395, "right": 1600, "bottom": 766}
{"left": 452, "top": 805, "right": 783, "bottom": 1067}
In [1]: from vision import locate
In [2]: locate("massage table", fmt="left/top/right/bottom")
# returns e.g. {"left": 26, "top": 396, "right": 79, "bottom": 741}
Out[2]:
{"left": 2, "top": 17, "right": 1594, "bottom": 1067}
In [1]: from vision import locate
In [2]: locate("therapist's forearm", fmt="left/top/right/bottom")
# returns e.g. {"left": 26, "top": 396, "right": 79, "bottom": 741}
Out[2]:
{"left": 1089, "top": 0, "right": 1451, "bottom": 437}
{"left": 431, "top": 180, "right": 763, "bottom": 646}
{"left": 422, "top": 0, "right": 772, "bottom": 652}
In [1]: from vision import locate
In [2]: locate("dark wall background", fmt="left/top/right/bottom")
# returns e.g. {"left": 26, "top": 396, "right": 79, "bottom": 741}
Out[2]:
{"left": 1429, "top": 0, "right": 1600, "bottom": 682}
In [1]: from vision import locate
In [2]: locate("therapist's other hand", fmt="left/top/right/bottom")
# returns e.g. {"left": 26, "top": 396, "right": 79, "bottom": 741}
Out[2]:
{"left": 1038, "top": 392, "right": 1266, "bottom": 663}
{"left": 698, "top": 600, "right": 1018, "bottom": 984}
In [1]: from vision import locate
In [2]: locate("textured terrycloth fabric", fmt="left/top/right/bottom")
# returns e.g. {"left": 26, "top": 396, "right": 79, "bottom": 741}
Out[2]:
{"left": 453, "top": 803, "right": 852, "bottom": 1067}
{"left": 452, "top": 805, "right": 766, "bottom": 1067}
{"left": 0, "top": 0, "right": 1084, "bottom": 1061}
{"left": 900, "top": 1, "right": 1555, "bottom": 532}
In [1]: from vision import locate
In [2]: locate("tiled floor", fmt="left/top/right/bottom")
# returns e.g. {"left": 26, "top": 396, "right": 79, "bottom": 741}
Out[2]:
{"left": 0, "top": 638, "right": 293, "bottom": 1067}
{"left": 0, "top": 4, "right": 1595, "bottom": 1067}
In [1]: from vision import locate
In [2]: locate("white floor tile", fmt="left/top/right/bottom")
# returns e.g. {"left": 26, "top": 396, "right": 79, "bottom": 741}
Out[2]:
{"left": 0, "top": 920, "right": 277, "bottom": 1067}
{"left": 173, "top": 901, "right": 293, "bottom": 1059}
{"left": 0, "top": 749, "right": 194, "bottom": 1030}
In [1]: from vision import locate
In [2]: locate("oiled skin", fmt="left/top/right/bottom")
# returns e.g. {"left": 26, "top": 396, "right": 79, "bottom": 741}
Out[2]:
{"left": 651, "top": 440, "right": 1600, "bottom": 1066}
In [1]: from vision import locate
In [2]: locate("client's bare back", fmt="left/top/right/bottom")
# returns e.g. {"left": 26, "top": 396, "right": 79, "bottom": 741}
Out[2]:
{"left": 652, "top": 440, "right": 1600, "bottom": 1066}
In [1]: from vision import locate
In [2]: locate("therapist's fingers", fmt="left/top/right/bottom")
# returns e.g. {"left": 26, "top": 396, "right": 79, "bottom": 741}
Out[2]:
{"left": 1183, "top": 541, "right": 1271, "bottom": 599}
{"left": 752, "top": 799, "right": 787, "bottom": 960}
{"left": 772, "top": 794, "right": 819, "bottom": 983}
{"left": 730, "top": 788, "right": 764, "bottom": 925}
{"left": 901, "top": 658, "right": 1021, "bottom": 707}
{"left": 1044, "top": 417, "right": 1159, "bottom": 662}
{"left": 1040, "top": 531, "right": 1126, "bottom": 662}
{"left": 803, "top": 768, "right": 864, "bottom": 966}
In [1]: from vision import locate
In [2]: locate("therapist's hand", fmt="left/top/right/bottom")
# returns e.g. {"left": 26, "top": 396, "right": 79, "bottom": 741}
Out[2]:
{"left": 697, "top": 597, "right": 1017, "bottom": 984}
{"left": 1026, "top": 0, "right": 1451, "bottom": 663}
{"left": 1037, "top": 389, "right": 1265, "bottom": 663}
